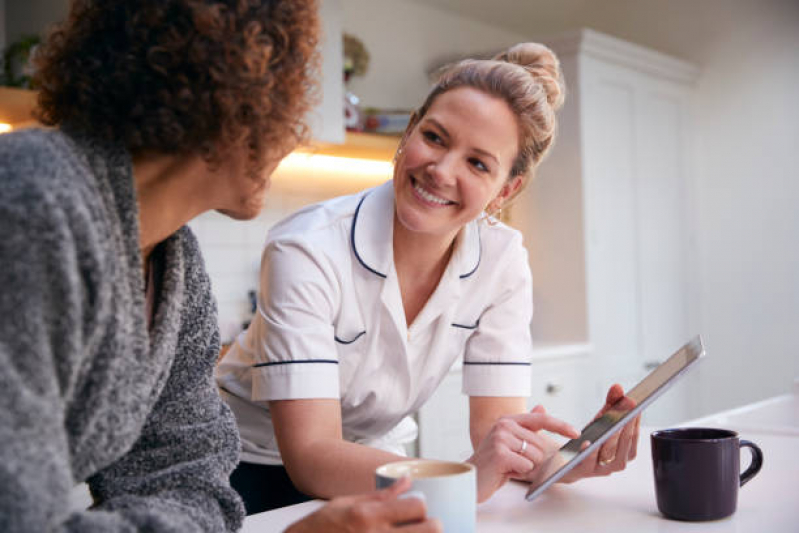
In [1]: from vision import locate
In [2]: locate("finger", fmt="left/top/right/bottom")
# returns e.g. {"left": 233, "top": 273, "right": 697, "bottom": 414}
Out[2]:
{"left": 531, "top": 404, "right": 546, "bottom": 415}
{"left": 503, "top": 443, "right": 535, "bottom": 475}
{"left": 597, "top": 432, "right": 621, "bottom": 464}
{"left": 512, "top": 412, "right": 580, "bottom": 439}
{"left": 375, "top": 475, "right": 412, "bottom": 501}
{"left": 377, "top": 494, "right": 429, "bottom": 525}
{"left": 608, "top": 416, "right": 637, "bottom": 472}
{"left": 628, "top": 415, "right": 641, "bottom": 460}
{"left": 605, "top": 384, "right": 625, "bottom": 406}
{"left": 398, "top": 517, "right": 443, "bottom": 532}
{"left": 507, "top": 427, "right": 553, "bottom": 465}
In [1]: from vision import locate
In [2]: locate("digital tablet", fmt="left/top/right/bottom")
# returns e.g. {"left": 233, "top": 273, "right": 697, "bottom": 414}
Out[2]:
{"left": 525, "top": 335, "right": 706, "bottom": 502}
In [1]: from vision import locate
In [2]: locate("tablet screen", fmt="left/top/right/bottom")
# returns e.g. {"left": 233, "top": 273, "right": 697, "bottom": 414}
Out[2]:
{"left": 525, "top": 335, "right": 706, "bottom": 502}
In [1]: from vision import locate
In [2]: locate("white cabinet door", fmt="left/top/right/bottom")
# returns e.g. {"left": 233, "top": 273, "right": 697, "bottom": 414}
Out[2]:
{"left": 417, "top": 371, "right": 472, "bottom": 461}
{"left": 529, "top": 356, "right": 590, "bottom": 429}
{"left": 521, "top": 29, "right": 699, "bottom": 425}
{"left": 308, "top": 0, "right": 344, "bottom": 143}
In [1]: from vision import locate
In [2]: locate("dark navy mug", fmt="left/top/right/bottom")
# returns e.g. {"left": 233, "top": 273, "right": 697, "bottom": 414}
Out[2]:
{"left": 651, "top": 428, "right": 763, "bottom": 521}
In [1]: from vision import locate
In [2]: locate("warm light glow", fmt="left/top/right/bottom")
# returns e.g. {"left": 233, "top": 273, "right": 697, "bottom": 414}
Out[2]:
{"left": 0, "top": 123, "right": 12, "bottom": 134}
{"left": 277, "top": 153, "right": 394, "bottom": 179}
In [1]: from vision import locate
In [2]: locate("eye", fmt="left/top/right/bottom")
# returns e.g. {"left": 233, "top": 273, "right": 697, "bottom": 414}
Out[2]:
{"left": 469, "top": 157, "right": 489, "bottom": 173}
{"left": 422, "top": 130, "right": 443, "bottom": 144}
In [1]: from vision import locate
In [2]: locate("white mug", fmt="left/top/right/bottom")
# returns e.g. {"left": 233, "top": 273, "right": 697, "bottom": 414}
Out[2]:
{"left": 375, "top": 459, "right": 476, "bottom": 532}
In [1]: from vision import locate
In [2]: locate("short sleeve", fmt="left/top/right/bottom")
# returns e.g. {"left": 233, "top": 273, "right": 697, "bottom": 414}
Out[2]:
{"left": 231, "top": 239, "right": 342, "bottom": 401}
{"left": 462, "top": 235, "right": 533, "bottom": 397}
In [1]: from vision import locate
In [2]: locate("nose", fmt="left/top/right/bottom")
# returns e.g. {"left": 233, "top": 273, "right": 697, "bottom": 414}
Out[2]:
{"left": 426, "top": 152, "right": 458, "bottom": 187}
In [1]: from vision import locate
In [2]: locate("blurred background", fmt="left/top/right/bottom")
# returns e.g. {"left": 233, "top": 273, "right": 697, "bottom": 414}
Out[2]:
{"left": 2, "top": 0, "right": 797, "bottom": 460}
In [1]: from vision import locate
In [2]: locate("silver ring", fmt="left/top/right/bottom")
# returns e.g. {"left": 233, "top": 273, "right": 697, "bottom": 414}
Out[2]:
{"left": 518, "top": 439, "right": 528, "bottom": 454}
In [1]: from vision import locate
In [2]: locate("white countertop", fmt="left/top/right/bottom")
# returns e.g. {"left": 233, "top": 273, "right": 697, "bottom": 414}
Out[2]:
{"left": 242, "top": 392, "right": 799, "bottom": 532}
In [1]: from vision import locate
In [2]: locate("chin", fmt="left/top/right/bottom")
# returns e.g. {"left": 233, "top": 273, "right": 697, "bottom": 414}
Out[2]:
{"left": 217, "top": 201, "right": 264, "bottom": 221}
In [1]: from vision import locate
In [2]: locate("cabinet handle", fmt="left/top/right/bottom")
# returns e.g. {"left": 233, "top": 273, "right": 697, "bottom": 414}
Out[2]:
{"left": 546, "top": 383, "right": 562, "bottom": 395}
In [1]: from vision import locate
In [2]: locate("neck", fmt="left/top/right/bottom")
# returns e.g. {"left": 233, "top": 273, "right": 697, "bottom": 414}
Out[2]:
{"left": 392, "top": 216, "right": 458, "bottom": 327}
{"left": 132, "top": 153, "right": 211, "bottom": 262}
{"left": 392, "top": 217, "right": 458, "bottom": 278}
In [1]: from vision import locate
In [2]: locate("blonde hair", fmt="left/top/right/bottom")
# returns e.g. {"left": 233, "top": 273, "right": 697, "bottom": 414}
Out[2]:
{"left": 405, "top": 42, "right": 565, "bottom": 204}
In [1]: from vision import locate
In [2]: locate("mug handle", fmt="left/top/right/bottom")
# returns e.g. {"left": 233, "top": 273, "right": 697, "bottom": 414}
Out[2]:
{"left": 739, "top": 440, "right": 763, "bottom": 487}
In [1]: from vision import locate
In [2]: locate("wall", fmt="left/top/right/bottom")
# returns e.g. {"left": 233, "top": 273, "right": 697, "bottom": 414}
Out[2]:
{"left": 341, "top": 0, "right": 528, "bottom": 110}
{"left": 5, "top": 0, "right": 66, "bottom": 44}
{"left": 690, "top": 1, "right": 799, "bottom": 414}
{"left": 0, "top": 0, "right": 6, "bottom": 48}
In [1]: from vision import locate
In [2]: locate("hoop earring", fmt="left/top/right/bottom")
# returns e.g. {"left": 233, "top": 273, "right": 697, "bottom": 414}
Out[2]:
{"left": 481, "top": 204, "right": 501, "bottom": 226}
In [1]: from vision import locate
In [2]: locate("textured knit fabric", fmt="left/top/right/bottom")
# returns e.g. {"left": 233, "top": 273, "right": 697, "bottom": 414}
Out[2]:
{"left": 0, "top": 127, "right": 244, "bottom": 532}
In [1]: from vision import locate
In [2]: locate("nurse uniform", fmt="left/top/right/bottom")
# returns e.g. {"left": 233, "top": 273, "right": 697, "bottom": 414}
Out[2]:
{"left": 216, "top": 180, "right": 533, "bottom": 467}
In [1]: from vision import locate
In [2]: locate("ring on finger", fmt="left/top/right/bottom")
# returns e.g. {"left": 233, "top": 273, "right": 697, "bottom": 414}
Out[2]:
{"left": 518, "top": 439, "right": 528, "bottom": 454}
{"left": 598, "top": 456, "right": 614, "bottom": 466}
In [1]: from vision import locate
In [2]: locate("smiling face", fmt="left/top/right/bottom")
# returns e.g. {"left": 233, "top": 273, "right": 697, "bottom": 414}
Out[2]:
{"left": 393, "top": 87, "right": 521, "bottom": 244}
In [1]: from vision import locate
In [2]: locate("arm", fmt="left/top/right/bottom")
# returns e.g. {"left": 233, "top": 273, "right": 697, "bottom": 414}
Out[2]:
{"left": 270, "top": 398, "right": 406, "bottom": 498}
{"left": 469, "top": 396, "right": 527, "bottom": 448}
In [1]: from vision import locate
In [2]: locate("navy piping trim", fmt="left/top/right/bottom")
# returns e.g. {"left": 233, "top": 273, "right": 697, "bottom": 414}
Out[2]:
{"left": 334, "top": 331, "right": 366, "bottom": 344}
{"left": 350, "top": 193, "right": 387, "bottom": 278}
{"left": 462, "top": 361, "right": 532, "bottom": 366}
{"left": 459, "top": 226, "right": 481, "bottom": 279}
{"left": 451, "top": 321, "right": 479, "bottom": 330}
{"left": 252, "top": 359, "right": 338, "bottom": 368}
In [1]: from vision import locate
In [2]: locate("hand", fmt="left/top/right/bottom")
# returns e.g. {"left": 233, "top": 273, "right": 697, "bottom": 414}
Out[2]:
{"left": 284, "top": 476, "right": 442, "bottom": 533}
{"left": 466, "top": 406, "right": 580, "bottom": 503}
{"left": 559, "top": 384, "right": 641, "bottom": 483}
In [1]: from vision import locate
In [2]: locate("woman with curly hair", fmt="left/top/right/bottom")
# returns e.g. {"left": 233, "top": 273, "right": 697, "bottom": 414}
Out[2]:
{"left": 0, "top": 1, "right": 438, "bottom": 531}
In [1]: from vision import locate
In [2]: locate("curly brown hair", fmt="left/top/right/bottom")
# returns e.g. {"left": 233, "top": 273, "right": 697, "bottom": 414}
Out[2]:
{"left": 33, "top": 0, "right": 320, "bottom": 175}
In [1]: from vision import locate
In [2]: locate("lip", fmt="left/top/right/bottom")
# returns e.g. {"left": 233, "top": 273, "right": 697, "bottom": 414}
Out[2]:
{"left": 410, "top": 176, "right": 456, "bottom": 208}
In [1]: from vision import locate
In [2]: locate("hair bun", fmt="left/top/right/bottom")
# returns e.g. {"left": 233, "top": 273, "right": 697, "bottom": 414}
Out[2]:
{"left": 494, "top": 43, "right": 564, "bottom": 111}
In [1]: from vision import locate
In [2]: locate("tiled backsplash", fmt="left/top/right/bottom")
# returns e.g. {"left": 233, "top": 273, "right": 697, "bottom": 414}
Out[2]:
{"left": 189, "top": 192, "right": 322, "bottom": 344}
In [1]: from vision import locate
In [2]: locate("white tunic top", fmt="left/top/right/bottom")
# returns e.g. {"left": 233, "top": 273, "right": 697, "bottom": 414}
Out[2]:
{"left": 216, "top": 181, "right": 533, "bottom": 465}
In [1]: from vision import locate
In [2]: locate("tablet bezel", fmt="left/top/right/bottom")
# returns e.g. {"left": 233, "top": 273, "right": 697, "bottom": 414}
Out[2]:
{"left": 524, "top": 335, "right": 706, "bottom": 502}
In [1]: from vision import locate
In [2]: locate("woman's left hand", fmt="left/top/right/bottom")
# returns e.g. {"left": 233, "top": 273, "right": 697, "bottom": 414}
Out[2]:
{"left": 558, "top": 384, "right": 641, "bottom": 483}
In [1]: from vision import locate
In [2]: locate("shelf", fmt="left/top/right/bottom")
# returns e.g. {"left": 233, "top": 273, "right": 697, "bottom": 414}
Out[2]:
{"left": 0, "top": 87, "right": 38, "bottom": 128}
{"left": 300, "top": 132, "right": 401, "bottom": 161}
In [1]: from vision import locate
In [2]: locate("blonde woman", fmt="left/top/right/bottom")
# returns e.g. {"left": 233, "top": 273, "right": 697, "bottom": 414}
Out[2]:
{"left": 217, "top": 42, "right": 640, "bottom": 514}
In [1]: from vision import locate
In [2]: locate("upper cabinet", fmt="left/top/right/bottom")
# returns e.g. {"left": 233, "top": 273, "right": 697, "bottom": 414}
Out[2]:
{"left": 309, "top": 0, "right": 345, "bottom": 144}
{"left": 515, "top": 29, "right": 701, "bottom": 424}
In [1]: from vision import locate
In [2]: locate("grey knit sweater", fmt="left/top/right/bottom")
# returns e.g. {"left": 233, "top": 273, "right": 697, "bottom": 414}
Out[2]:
{"left": 0, "top": 128, "right": 245, "bottom": 532}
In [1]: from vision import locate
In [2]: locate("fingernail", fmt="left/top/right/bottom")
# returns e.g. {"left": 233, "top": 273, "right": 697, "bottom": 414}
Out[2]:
{"left": 398, "top": 490, "right": 426, "bottom": 503}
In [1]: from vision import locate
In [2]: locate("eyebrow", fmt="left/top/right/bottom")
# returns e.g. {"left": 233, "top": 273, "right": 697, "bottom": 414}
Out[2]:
{"left": 425, "top": 118, "right": 500, "bottom": 165}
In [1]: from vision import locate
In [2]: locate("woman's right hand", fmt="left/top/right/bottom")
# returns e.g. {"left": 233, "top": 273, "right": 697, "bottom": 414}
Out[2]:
{"left": 466, "top": 406, "right": 580, "bottom": 502}
{"left": 284, "top": 477, "right": 442, "bottom": 533}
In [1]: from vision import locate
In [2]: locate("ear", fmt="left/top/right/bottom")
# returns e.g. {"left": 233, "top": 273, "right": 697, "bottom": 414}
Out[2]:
{"left": 496, "top": 175, "right": 523, "bottom": 204}
{"left": 395, "top": 110, "right": 419, "bottom": 160}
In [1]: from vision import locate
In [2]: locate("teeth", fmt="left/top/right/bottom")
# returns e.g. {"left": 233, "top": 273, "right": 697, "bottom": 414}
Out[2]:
{"left": 413, "top": 182, "right": 452, "bottom": 205}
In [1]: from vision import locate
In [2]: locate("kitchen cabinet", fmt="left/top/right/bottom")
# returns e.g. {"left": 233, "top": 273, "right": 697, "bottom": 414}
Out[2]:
{"left": 516, "top": 28, "right": 700, "bottom": 425}
{"left": 310, "top": 0, "right": 345, "bottom": 143}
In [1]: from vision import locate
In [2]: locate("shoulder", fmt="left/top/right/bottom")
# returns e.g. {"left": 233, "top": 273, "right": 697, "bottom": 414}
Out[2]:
{"left": 268, "top": 190, "right": 364, "bottom": 238}
{"left": 478, "top": 220, "right": 527, "bottom": 259}
{"left": 265, "top": 189, "right": 366, "bottom": 252}
{"left": 0, "top": 128, "right": 81, "bottom": 194}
